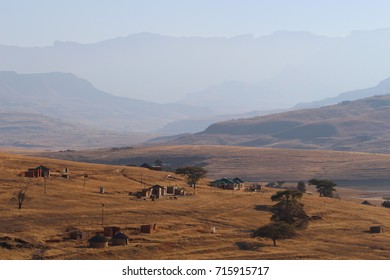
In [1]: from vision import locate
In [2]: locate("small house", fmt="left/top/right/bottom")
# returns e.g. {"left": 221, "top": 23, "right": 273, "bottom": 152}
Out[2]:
{"left": 23, "top": 165, "right": 50, "bottom": 178}
{"left": 112, "top": 232, "right": 129, "bottom": 246}
{"left": 88, "top": 234, "right": 109, "bottom": 248}
{"left": 210, "top": 177, "right": 243, "bottom": 190}
{"left": 141, "top": 224, "right": 157, "bottom": 234}
{"left": 166, "top": 186, "right": 185, "bottom": 196}
{"left": 69, "top": 229, "right": 84, "bottom": 240}
{"left": 370, "top": 225, "right": 384, "bottom": 233}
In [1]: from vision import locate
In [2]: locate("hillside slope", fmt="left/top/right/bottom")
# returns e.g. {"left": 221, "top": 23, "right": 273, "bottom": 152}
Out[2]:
{"left": 0, "top": 112, "right": 148, "bottom": 149}
{"left": 40, "top": 145, "right": 390, "bottom": 185}
{"left": 2, "top": 151, "right": 390, "bottom": 260}
{"left": 165, "top": 94, "right": 390, "bottom": 153}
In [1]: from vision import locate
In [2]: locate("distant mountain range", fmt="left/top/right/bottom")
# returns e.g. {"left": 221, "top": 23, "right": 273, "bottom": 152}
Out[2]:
{"left": 158, "top": 94, "right": 390, "bottom": 153}
{"left": 2, "top": 30, "right": 390, "bottom": 111}
{"left": 0, "top": 71, "right": 212, "bottom": 132}
{"left": 0, "top": 112, "right": 149, "bottom": 149}
{"left": 295, "top": 77, "right": 390, "bottom": 109}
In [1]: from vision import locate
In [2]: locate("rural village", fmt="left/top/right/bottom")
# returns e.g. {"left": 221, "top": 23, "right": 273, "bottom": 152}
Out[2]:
{"left": 1, "top": 150, "right": 390, "bottom": 260}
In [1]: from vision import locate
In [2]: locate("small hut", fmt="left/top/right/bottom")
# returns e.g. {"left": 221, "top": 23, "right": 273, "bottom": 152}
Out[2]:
{"left": 112, "top": 232, "right": 129, "bottom": 246}
{"left": 370, "top": 225, "right": 384, "bottom": 233}
{"left": 141, "top": 224, "right": 157, "bottom": 234}
{"left": 69, "top": 229, "right": 84, "bottom": 240}
{"left": 88, "top": 234, "right": 109, "bottom": 248}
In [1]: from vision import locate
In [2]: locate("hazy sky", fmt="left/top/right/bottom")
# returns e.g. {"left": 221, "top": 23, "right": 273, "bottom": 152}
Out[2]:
{"left": 1, "top": 0, "right": 390, "bottom": 46}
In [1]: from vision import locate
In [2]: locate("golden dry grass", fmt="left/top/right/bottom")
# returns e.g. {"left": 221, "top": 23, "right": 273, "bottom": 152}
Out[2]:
{"left": 1, "top": 151, "right": 390, "bottom": 260}
{"left": 42, "top": 145, "right": 390, "bottom": 183}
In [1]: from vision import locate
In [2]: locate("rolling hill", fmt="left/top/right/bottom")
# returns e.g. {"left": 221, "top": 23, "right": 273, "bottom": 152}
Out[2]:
{"left": 161, "top": 94, "right": 390, "bottom": 153}
{"left": 0, "top": 71, "right": 212, "bottom": 132}
{"left": 0, "top": 112, "right": 149, "bottom": 149}
{"left": 2, "top": 151, "right": 390, "bottom": 260}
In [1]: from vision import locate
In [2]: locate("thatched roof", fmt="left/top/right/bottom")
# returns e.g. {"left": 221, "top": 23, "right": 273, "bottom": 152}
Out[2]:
{"left": 113, "top": 232, "right": 129, "bottom": 240}
{"left": 88, "top": 234, "right": 109, "bottom": 243}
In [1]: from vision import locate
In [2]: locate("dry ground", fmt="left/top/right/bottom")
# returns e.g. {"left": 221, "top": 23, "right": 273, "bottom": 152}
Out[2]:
{"left": 1, "top": 151, "right": 390, "bottom": 260}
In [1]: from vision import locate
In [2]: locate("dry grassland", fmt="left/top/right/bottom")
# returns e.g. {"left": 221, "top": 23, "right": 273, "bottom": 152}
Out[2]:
{"left": 1, "top": 151, "right": 390, "bottom": 260}
{"left": 43, "top": 145, "right": 390, "bottom": 183}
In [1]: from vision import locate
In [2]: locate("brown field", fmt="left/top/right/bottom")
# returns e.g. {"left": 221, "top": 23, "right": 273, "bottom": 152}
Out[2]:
{"left": 2, "top": 151, "right": 390, "bottom": 260}
{"left": 41, "top": 145, "right": 390, "bottom": 185}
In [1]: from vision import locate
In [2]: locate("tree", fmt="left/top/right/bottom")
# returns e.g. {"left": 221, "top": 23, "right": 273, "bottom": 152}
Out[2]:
{"left": 13, "top": 187, "right": 30, "bottom": 210}
{"left": 297, "top": 181, "right": 306, "bottom": 193}
{"left": 270, "top": 190, "right": 309, "bottom": 228}
{"left": 309, "top": 179, "right": 337, "bottom": 198}
{"left": 252, "top": 222, "right": 296, "bottom": 246}
{"left": 382, "top": 200, "right": 390, "bottom": 208}
{"left": 175, "top": 166, "right": 207, "bottom": 189}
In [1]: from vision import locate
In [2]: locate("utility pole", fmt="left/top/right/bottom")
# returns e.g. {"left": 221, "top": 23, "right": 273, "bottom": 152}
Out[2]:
{"left": 44, "top": 176, "right": 47, "bottom": 196}
{"left": 101, "top": 203, "right": 105, "bottom": 227}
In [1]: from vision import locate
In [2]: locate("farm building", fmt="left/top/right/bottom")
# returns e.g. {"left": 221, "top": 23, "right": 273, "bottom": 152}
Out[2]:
{"left": 209, "top": 177, "right": 245, "bottom": 190}
{"left": 370, "top": 225, "right": 384, "bottom": 233}
{"left": 112, "top": 232, "right": 129, "bottom": 246}
{"left": 141, "top": 185, "right": 166, "bottom": 198}
{"left": 22, "top": 165, "right": 50, "bottom": 178}
{"left": 69, "top": 229, "right": 84, "bottom": 240}
{"left": 141, "top": 224, "right": 158, "bottom": 234}
{"left": 166, "top": 186, "right": 185, "bottom": 196}
{"left": 88, "top": 234, "right": 109, "bottom": 248}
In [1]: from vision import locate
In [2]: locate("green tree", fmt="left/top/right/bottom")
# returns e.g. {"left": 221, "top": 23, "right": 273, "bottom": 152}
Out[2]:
{"left": 309, "top": 179, "right": 337, "bottom": 197}
{"left": 175, "top": 166, "right": 207, "bottom": 189}
{"left": 252, "top": 222, "right": 296, "bottom": 246}
{"left": 270, "top": 190, "right": 309, "bottom": 228}
{"left": 297, "top": 181, "right": 306, "bottom": 193}
{"left": 382, "top": 200, "right": 390, "bottom": 208}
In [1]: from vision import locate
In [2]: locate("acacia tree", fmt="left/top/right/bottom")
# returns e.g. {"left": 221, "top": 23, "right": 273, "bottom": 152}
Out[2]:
{"left": 309, "top": 179, "right": 337, "bottom": 198}
{"left": 270, "top": 190, "right": 309, "bottom": 228}
{"left": 175, "top": 166, "right": 207, "bottom": 190}
{"left": 252, "top": 222, "right": 296, "bottom": 246}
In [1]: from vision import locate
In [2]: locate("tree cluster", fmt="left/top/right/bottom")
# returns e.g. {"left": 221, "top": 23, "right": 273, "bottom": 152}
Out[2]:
{"left": 309, "top": 179, "right": 337, "bottom": 198}
{"left": 253, "top": 190, "right": 309, "bottom": 246}
{"left": 175, "top": 166, "right": 207, "bottom": 189}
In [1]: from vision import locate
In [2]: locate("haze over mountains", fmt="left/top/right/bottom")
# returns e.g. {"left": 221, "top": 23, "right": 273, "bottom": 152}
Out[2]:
{"left": 160, "top": 94, "right": 390, "bottom": 153}
{"left": 2, "top": 30, "right": 390, "bottom": 111}
{"left": 0, "top": 71, "right": 212, "bottom": 132}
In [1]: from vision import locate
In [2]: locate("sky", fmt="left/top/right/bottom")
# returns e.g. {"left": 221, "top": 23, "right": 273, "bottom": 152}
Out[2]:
{"left": 1, "top": 0, "right": 390, "bottom": 47}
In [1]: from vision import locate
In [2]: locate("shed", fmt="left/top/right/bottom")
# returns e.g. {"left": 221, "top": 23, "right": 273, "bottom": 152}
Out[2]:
{"left": 69, "top": 229, "right": 84, "bottom": 240}
{"left": 370, "top": 225, "right": 384, "bottom": 233}
{"left": 112, "top": 232, "right": 129, "bottom": 246}
{"left": 141, "top": 224, "right": 157, "bottom": 234}
{"left": 88, "top": 234, "right": 109, "bottom": 248}
{"left": 104, "top": 226, "right": 121, "bottom": 237}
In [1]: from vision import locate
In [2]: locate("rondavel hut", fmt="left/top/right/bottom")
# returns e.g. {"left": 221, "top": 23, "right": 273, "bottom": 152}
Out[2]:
{"left": 88, "top": 233, "right": 109, "bottom": 248}
{"left": 112, "top": 232, "right": 129, "bottom": 246}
